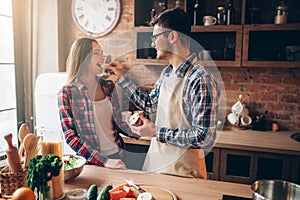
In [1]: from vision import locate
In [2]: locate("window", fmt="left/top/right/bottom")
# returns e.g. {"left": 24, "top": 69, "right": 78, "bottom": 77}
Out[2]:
{"left": 0, "top": 0, "right": 18, "bottom": 152}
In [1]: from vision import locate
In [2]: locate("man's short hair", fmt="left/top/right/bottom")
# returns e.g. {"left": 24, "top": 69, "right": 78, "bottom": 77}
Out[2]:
{"left": 150, "top": 8, "right": 191, "bottom": 37}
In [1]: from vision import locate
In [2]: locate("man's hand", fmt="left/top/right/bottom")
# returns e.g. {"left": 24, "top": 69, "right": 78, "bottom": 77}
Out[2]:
{"left": 130, "top": 114, "right": 157, "bottom": 137}
{"left": 107, "top": 61, "right": 129, "bottom": 81}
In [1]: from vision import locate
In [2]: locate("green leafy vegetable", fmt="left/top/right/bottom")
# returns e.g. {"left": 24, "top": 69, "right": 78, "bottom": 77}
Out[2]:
{"left": 26, "top": 154, "right": 62, "bottom": 200}
{"left": 63, "top": 155, "right": 77, "bottom": 170}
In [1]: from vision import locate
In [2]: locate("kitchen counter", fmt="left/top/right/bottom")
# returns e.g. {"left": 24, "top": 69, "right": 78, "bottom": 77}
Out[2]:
{"left": 123, "top": 128, "right": 300, "bottom": 155}
{"left": 122, "top": 128, "right": 300, "bottom": 184}
{"left": 64, "top": 165, "right": 252, "bottom": 200}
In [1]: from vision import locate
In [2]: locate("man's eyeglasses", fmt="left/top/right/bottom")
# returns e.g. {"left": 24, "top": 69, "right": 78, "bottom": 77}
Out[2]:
{"left": 151, "top": 30, "right": 171, "bottom": 43}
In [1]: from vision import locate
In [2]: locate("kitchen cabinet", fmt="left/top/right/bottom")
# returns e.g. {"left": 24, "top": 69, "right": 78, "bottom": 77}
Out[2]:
{"left": 123, "top": 129, "right": 300, "bottom": 184}
{"left": 191, "top": 25, "right": 242, "bottom": 67}
{"left": 219, "top": 148, "right": 294, "bottom": 184}
{"left": 132, "top": 0, "right": 300, "bottom": 67}
{"left": 242, "top": 24, "right": 300, "bottom": 67}
{"left": 205, "top": 147, "right": 221, "bottom": 180}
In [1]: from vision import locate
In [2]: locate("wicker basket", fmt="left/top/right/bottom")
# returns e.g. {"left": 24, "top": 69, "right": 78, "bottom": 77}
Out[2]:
{"left": 0, "top": 166, "right": 25, "bottom": 197}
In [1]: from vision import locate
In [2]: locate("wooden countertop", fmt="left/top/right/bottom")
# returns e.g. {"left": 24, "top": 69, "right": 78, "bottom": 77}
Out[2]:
{"left": 123, "top": 128, "right": 300, "bottom": 155}
{"left": 65, "top": 165, "right": 252, "bottom": 200}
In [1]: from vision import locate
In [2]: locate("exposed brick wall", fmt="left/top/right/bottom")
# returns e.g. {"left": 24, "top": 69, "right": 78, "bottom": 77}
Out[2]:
{"left": 61, "top": 0, "right": 300, "bottom": 131}
{"left": 220, "top": 67, "right": 300, "bottom": 131}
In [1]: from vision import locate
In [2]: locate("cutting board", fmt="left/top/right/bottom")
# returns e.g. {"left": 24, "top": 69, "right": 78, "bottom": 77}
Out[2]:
{"left": 131, "top": 185, "right": 177, "bottom": 200}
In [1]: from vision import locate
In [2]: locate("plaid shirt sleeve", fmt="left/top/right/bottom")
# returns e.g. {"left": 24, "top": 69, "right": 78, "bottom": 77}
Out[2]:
{"left": 118, "top": 68, "right": 169, "bottom": 114}
{"left": 57, "top": 86, "right": 107, "bottom": 165}
{"left": 118, "top": 55, "right": 219, "bottom": 150}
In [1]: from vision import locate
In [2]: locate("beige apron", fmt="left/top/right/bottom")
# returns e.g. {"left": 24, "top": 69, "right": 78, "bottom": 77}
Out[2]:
{"left": 142, "top": 66, "right": 207, "bottom": 179}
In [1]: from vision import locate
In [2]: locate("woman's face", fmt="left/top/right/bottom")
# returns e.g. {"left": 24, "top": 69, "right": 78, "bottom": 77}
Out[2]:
{"left": 89, "top": 41, "right": 105, "bottom": 76}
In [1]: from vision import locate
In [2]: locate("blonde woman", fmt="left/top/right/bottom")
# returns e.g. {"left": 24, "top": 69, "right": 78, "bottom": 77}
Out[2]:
{"left": 58, "top": 38, "right": 139, "bottom": 169}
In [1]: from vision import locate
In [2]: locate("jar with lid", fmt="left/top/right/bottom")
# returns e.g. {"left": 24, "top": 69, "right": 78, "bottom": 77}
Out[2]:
{"left": 275, "top": 0, "right": 288, "bottom": 24}
{"left": 276, "top": 1, "right": 288, "bottom": 16}
{"left": 217, "top": 6, "right": 227, "bottom": 25}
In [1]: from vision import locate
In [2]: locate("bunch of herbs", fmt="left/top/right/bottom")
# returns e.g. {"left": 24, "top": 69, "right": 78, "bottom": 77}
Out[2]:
{"left": 25, "top": 154, "right": 62, "bottom": 200}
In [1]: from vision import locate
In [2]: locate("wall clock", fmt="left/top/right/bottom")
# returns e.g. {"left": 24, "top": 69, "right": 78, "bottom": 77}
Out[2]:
{"left": 72, "top": 0, "right": 121, "bottom": 37}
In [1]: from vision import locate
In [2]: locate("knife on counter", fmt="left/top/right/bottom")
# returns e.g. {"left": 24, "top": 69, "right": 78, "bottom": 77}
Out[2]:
{"left": 124, "top": 179, "right": 156, "bottom": 200}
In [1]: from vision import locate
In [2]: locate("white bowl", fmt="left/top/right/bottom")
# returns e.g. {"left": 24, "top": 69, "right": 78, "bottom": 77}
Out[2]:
{"left": 63, "top": 155, "right": 86, "bottom": 182}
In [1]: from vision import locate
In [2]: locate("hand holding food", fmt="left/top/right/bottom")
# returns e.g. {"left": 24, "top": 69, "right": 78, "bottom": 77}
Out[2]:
{"left": 97, "top": 55, "right": 112, "bottom": 79}
{"left": 129, "top": 113, "right": 143, "bottom": 126}
{"left": 129, "top": 115, "right": 157, "bottom": 138}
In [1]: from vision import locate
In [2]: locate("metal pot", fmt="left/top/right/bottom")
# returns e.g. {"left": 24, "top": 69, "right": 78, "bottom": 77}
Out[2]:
{"left": 251, "top": 180, "right": 300, "bottom": 200}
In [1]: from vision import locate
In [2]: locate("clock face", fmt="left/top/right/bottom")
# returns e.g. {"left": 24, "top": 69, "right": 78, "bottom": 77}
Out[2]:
{"left": 72, "top": 0, "right": 121, "bottom": 37}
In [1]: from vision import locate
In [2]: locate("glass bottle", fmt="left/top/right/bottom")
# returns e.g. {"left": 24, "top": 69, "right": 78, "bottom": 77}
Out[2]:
{"left": 175, "top": 0, "right": 181, "bottom": 8}
{"left": 193, "top": 0, "right": 199, "bottom": 26}
{"left": 217, "top": 6, "right": 227, "bottom": 25}
{"left": 150, "top": 8, "right": 156, "bottom": 22}
{"left": 226, "top": 0, "right": 234, "bottom": 25}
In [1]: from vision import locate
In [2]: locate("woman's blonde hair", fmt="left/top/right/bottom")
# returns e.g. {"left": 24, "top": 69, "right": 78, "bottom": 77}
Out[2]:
{"left": 66, "top": 38, "right": 98, "bottom": 83}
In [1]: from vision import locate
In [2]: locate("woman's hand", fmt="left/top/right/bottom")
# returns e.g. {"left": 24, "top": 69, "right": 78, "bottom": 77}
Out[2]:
{"left": 130, "top": 114, "right": 157, "bottom": 137}
{"left": 103, "top": 158, "right": 127, "bottom": 169}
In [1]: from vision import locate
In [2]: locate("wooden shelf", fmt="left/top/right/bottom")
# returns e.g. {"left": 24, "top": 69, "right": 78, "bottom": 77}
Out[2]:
{"left": 244, "top": 23, "right": 300, "bottom": 31}
{"left": 133, "top": 0, "right": 300, "bottom": 68}
{"left": 192, "top": 25, "right": 242, "bottom": 32}
{"left": 242, "top": 61, "right": 300, "bottom": 68}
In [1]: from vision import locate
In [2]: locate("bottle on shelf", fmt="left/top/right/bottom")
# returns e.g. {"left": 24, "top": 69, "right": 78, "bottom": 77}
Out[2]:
{"left": 145, "top": 8, "right": 156, "bottom": 26}
{"left": 159, "top": 0, "right": 168, "bottom": 12}
{"left": 275, "top": 0, "right": 288, "bottom": 24}
{"left": 226, "top": 0, "right": 234, "bottom": 25}
{"left": 175, "top": 0, "right": 181, "bottom": 8}
{"left": 217, "top": 6, "right": 227, "bottom": 25}
{"left": 150, "top": 8, "right": 156, "bottom": 22}
{"left": 193, "top": 0, "right": 199, "bottom": 26}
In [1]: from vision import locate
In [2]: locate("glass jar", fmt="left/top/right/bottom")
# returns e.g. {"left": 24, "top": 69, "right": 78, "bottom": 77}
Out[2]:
{"left": 276, "top": 1, "right": 288, "bottom": 16}
{"left": 275, "top": 1, "right": 288, "bottom": 24}
{"left": 66, "top": 188, "right": 87, "bottom": 200}
{"left": 217, "top": 6, "right": 227, "bottom": 25}
{"left": 40, "top": 130, "right": 65, "bottom": 200}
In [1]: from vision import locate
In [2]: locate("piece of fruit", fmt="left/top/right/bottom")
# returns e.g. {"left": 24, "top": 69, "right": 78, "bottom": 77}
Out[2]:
{"left": 87, "top": 184, "right": 98, "bottom": 200}
{"left": 137, "top": 192, "right": 152, "bottom": 200}
{"left": 122, "top": 185, "right": 133, "bottom": 197}
{"left": 11, "top": 187, "right": 35, "bottom": 200}
{"left": 129, "top": 113, "right": 142, "bottom": 126}
{"left": 109, "top": 183, "right": 130, "bottom": 192}
{"left": 109, "top": 189, "right": 127, "bottom": 200}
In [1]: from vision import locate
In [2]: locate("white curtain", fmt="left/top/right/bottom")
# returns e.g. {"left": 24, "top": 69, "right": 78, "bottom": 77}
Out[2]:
{"left": 12, "top": 0, "right": 60, "bottom": 131}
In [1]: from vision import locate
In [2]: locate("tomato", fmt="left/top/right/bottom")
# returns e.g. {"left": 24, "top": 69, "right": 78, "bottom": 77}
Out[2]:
{"left": 122, "top": 185, "right": 133, "bottom": 197}
{"left": 109, "top": 190, "right": 127, "bottom": 200}
{"left": 120, "top": 198, "right": 136, "bottom": 200}
{"left": 114, "top": 183, "right": 130, "bottom": 191}
{"left": 109, "top": 183, "right": 134, "bottom": 200}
